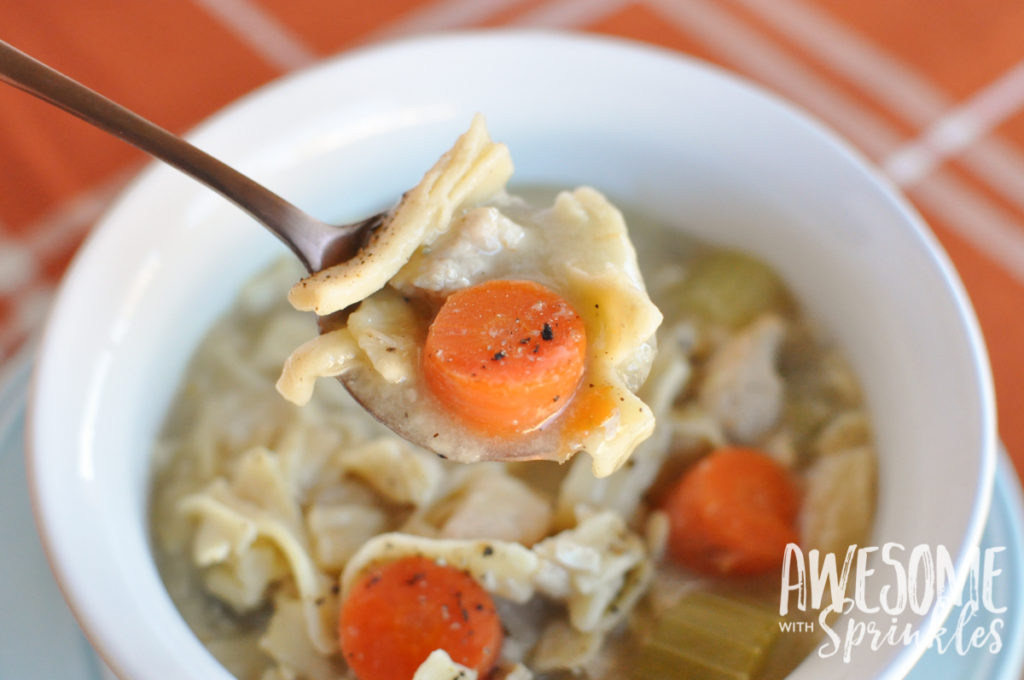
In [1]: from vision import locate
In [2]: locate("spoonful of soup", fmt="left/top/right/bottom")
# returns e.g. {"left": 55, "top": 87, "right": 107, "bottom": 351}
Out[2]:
{"left": 0, "top": 41, "right": 662, "bottom": 476}
{"left": 278, "top": 117, "right": 664, "bottom": 475}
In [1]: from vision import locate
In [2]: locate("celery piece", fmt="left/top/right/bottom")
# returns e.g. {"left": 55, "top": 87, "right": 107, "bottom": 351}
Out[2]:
{"left": 630, "top": 591, "right": 782, "bottom": 680}
{"left": 783, "top": 396, "right": 832, "bottom": 456}
{"left": 675, "top": 251, "right": 790, "bottom": 328}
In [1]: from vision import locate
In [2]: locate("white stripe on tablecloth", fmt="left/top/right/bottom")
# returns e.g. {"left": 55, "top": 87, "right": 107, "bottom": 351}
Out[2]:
{"left": 0, "top": 285, "right": 51, "bottom": 358}
{"left": 885, "top": 61, "right": 1024, "bottom": 185}
{"left": 725, "top": 0, "right": 1024, "bottom": 213}
{"left": 23, "top": 169, "right": 135, "bottom": 257}
{"left": 726, "top": 0, "right": 946, "bottom": 124}
{"left": 908, "top": 169, "right": 1024, "bottom": 282}
{"left": 961, "top": 136, "right": 1024, "bottom": 219}
{"left": 0, "top": 168, "right": 131, "bottom": 292}
{"left": 0, "top": 240, "right": 36, "bottom": 295}
{"left": 0, "top": 215, "right": 34, "bottom": 295}
{"left": 0, "top": 170, "right": 132, "bottom": 356}
{"left": 511, "top": 0, "right": 630, "bottom": 27}
{"left": 362, "top": 0, "right": 535, "bottom": 41}
{"left": 644, "top": 0, "right": 1024, "bottom": 285}
{"left": 190, "top": 0, "right": 319, "bottom": 71}
{"left": 644, "top": 0, "right": 900, "bottom": 158}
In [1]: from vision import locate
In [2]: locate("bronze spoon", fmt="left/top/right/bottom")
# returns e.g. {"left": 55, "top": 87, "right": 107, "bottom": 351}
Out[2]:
{"left": 0, "top": 40, "right": 582, "bottom": 465}
{"left": 0, "top": 39, "right": 380, "bottom": 273}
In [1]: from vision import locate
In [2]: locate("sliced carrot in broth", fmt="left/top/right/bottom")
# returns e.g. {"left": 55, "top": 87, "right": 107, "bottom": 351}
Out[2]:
{"left": 339, "top": 555, "right": 503, "bottom": 680}
{"left": 663, "top": 447, "right": 800, "bottom": 576}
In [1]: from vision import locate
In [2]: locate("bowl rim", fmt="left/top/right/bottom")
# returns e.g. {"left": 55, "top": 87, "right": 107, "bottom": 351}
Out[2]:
{"left": 25, "top": 28, "right": 997, "bottom": 680}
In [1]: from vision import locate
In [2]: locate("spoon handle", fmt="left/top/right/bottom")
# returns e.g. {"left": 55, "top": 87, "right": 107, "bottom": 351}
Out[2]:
{"left": 0, "top": 39, "right": 335, "bottom": 271}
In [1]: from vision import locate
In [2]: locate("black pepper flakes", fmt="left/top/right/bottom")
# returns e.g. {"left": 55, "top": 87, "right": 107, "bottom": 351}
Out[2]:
{"left": 455, "top": 591, "right": 470, "bottom": 621}
{"left": 482, "top": 545, "right": 494, "bottom": 557}
{"left": 492, "top": 350, "right": 506, "bottom": 361}
{"left": 541, "top": 322, "right": 554, "bottom": 341}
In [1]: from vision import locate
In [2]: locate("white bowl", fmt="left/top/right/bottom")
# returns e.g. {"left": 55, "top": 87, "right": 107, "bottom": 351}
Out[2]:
{"left": 28, "top": 30, "right": 996, "bottom": 680}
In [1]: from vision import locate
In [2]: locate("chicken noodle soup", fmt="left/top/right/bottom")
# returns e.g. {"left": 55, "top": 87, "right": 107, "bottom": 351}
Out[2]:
{"left": 277, "top": 116, "right": 662, "bottom": 478}
{"left": 151, "top": 130, "right": 876, "bottom": 680}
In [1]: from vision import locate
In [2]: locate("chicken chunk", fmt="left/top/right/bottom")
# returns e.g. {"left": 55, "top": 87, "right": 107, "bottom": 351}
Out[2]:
{"left": 699, "top": 314, "right": 786, "bottom": 443}
{"left": 440, "top": 473, "right": 553, "bottom": 546}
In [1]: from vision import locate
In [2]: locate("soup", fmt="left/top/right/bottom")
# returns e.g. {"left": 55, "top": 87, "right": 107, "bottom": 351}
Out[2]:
{"left": 150, "top": 199, "right": 875, "bottom": 680}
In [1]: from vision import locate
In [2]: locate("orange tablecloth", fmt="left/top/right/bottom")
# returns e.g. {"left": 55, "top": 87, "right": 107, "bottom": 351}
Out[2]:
{"left": 2, "top": 0, "right": 1022, "bottom": 484}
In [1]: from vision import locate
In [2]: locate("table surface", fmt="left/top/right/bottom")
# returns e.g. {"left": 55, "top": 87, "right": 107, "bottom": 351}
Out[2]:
{"left": 1, "top": 0, "right": 1022, "bottom": 487}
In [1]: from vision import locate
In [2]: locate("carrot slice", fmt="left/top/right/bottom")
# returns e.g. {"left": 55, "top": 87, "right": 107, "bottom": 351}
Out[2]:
{"left": 663, "top": 447, "right": 800, "bottom": 576}
{"left": 339, "top": 556, "right": 503, "bottom": 680}
{"left": 422, "top": 279, "right": 586, "bottom": 436}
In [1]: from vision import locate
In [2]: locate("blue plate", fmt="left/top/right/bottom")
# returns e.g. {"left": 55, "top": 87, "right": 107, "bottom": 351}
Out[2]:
{"left": 2, "top": 354, "right": 1021, "bottom": 679}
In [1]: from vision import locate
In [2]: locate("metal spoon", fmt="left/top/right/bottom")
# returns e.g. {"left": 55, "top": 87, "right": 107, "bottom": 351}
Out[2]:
{"left": 0, "top": 39, "right": 380, "bottom": 273}
{"left": 0, "top": 40, "right": 593, "bottom": 466}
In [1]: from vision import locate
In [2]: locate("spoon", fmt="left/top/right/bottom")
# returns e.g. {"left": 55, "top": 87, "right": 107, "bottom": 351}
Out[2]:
{"left": 0, "top": 39, "right": 381, "bottom": 273}
{"left": 0, "top": 42, "right": 412, "bottom": 424}
{"left": 0, "top": 40, "right": 605, "bottom": 467}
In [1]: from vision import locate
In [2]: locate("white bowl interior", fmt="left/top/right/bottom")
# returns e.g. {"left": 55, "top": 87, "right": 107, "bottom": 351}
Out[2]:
{"left": 29, "top": 31, "right": 995, "bottom": 680}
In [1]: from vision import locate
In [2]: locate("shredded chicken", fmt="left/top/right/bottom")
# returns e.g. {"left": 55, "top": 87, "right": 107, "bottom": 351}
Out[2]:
{"left": 440, "top": 474, "right": 553, "bottom": 546}
{"left": 413, "top": 650, "right": 476, "bottom": 680}
{"left": 398, "top": 205, "right": 527, "bottom": 293}
{"left": 699, "top": 314, "right": 786, "bottom": 442}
